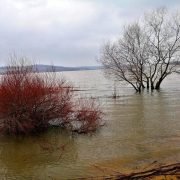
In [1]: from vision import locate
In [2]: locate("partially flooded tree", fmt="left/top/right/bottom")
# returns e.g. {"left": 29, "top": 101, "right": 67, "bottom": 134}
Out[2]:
{"left": 100, "top": 23, "right": 150, "bottom": 92}
{"left": 145, "top": 8, "right": 180, "bottom": 89}
{"left": 100, "top": 8, "right": 180, "bottom": 92}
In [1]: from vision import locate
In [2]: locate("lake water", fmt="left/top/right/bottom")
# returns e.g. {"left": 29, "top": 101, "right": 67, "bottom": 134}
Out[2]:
{"left": 0, "top": 70, "right": 179, "bottom": 179}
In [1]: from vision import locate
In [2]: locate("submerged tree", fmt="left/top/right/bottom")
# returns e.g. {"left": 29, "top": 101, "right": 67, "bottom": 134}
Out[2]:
{"left": 145, "top": 8, "right": 180, "bottom": 89}
{"left": 100, "top": 23, "right": 149, "bottom": 92}
{"left": 100, "top": 8, "right": 180, "bottom": 92}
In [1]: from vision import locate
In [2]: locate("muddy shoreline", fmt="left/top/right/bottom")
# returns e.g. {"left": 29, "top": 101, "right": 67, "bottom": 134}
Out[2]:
{"left": 74, "top": 163, "right": 180, "bottom": 179}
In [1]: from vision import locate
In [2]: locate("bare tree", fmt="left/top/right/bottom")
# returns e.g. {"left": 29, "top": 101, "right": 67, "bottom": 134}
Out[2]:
{"left": 99, "top": 8, "right": 180, "bottom": 92}
{"left": 145, "top": 8, "right": 180, "bottom": 89}
{"left": 100, "top": 23, "right": 149, "bottom": 92}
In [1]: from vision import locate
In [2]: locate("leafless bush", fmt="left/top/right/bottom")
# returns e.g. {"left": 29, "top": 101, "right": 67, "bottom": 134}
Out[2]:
{"left": 0, "top": 59, "right": 103, "bottom": 135}
{"left": 0, "top": 60, "right": 73, "bottom": 134}
{"left": 69, "top": 98, "right": 104, "bottom": 133}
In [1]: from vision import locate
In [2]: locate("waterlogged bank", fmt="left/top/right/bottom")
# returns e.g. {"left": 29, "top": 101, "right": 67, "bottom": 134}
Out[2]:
{"left": 0, "top": 70, "right": 179, "bottom": 179}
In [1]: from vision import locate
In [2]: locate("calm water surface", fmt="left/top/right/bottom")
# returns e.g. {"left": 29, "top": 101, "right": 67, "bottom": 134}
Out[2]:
{"left": 0, "top": 70, "right": 179, "bottom": 179}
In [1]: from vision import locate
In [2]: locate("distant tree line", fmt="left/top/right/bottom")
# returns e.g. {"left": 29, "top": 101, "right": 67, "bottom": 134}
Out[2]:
{"left": 100, "top": 8, "right": 180, "bottom": 92}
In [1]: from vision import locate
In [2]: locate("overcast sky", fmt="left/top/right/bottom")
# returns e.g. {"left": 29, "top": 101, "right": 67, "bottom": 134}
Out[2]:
{"left": 0, "top": 0, "right": 180, "bottom": 66}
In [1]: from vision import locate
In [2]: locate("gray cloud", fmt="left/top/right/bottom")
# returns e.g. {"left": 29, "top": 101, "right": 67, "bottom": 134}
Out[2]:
{"left": 0, "top": 0, "right": 180, "bottom": 66}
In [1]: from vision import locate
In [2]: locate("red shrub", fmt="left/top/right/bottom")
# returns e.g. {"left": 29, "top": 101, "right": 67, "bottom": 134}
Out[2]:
{"left": 0, "top": 61, "right": 73, "bottom": 134}
{"left": 70, "top": 98, "right": 104, "bottom": 133}
{"left": 0, "top": 59, "right": 104, "bottom": 135}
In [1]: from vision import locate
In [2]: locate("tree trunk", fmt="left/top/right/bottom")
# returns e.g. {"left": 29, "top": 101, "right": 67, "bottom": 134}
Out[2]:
{"left": 141, "top": 83, "right": 145, "bottom": 89}
{"left": 147, "top": 77, "right": 149, "bottom": 89}
{"left": 155, "top": 78, "right": 163, "bottom": 90}
{"left": 150, "top": 79, "right": 154, "bottom": 90}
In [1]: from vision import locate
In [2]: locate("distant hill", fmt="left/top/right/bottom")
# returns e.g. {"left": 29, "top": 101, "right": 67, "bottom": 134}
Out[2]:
{"left": 0, "top": 65, "right": 102, "bottom": 74}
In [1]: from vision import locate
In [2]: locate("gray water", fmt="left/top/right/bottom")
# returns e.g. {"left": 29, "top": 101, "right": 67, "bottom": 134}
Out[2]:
{"left": 0, "top": 70, "right": 179, "bottom": 179}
